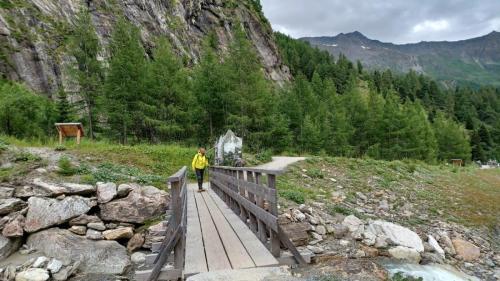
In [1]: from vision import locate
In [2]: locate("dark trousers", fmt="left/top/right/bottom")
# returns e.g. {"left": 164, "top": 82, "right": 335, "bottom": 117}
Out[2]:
{"left": 195, "top": 168, "right": 205, "bottom": 190}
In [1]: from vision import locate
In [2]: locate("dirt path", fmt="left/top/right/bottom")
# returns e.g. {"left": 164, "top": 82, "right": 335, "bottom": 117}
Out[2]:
{"left": 254, "top": 156, "right": 306, "bottom": 172}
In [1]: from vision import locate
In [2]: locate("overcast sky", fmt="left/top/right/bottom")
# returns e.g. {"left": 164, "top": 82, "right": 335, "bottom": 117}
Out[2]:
{"left": 261, "top": 0, "right": 500, "bottom": 44}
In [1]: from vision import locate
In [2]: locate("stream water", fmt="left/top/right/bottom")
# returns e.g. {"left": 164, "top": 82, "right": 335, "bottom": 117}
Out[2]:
{"left": 384, "top": 263, "right": 480, "bottom": 281}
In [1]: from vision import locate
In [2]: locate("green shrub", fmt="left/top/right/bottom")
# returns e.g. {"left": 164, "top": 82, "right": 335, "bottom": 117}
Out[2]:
{"left": 57, "top": 156, "right": 76, "bottom": 176}
{"left": 279, "top": 189, "right": 305, "bottom": 204}
{"left": 307, "top": 168, "right": 324, "bottom": 179}
{"left": 14, "top": 151, "right": 41, "bottom": 162}
{"left": 255, "top": 149, "right": 273, "bottom": 163}
{"left": 55, "top": 145, "right": 67, "bottom": 151}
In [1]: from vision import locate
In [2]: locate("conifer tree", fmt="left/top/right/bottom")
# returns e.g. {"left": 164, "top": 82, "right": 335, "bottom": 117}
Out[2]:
{"left": 56, "top": 89, "right": 73, "bottom": 122}
{"left": 433, "top": 112, "right": 471, "bottom": 162}
{"left": 68, "top": 8, "right": 103, "bottom": 139}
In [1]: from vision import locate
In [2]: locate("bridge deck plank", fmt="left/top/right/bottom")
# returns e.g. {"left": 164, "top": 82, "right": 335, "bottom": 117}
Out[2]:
{"left": 193, "top": 186, "right": 232, "bottom": 271}
{"left": 201, "top": 190, "right": 255, "bottom": 269}
{"left": 184, "top": 187, "right": 208, "bottom": 276}
{"left": 207, "top": 188, "right": 279, "bottom": 267}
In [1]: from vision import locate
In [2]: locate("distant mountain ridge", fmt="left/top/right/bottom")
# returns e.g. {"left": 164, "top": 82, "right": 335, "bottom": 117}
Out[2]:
{"left": 301, "top": 31, "right": 500, "bottom": 87}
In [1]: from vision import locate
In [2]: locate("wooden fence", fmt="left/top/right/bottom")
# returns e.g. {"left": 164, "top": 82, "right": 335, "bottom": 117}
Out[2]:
{"left": 209, "top": 166, "right": 306, "bottom": 265}
{"left": 136, "top": 166, "right": 188, "bottom": 281}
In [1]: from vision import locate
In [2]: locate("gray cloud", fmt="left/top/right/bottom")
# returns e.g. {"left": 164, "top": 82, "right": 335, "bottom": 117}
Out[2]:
{"left": 261, "top": 0, "right": 500, "bottom": 43}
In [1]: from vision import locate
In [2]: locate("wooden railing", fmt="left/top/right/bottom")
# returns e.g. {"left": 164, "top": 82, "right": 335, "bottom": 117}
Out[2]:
{"left": 136, "top": 166, "right": 188, "bottom": 281}
{"left": 209, "top": 166, "right": 306, "bottom": 265}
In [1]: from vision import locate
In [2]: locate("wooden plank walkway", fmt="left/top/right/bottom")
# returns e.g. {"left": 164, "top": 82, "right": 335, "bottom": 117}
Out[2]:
{"left": 184, "top": 183, "right": 279, "bottom": 277}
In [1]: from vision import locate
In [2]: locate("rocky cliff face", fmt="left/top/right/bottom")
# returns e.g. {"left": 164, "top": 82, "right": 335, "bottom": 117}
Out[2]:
{"left": 0, "top": 0, "right": 290, "bottom": 96}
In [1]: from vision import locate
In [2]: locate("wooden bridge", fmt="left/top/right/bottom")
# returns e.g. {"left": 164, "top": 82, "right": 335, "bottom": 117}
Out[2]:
{"left": 136, "top": 166, "right": 306, "bottom": 281}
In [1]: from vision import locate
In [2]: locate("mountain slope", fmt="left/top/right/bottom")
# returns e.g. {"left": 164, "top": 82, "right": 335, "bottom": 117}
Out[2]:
{"left": 301, "top": 31, "right": 500, "bottom": 87}
{"left": 0, "top": 0, "right": 290, "bottom": 96}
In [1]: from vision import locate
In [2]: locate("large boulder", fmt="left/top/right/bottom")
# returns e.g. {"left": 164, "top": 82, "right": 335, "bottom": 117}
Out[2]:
{"left": 24, "top": 196, "right": 97, "bottom": 233}
{"left": 366, "top": 220, "right": 424, "bottom": 252}
{"left": 100, "top": 185, "right": 168, "bottom": 223}
{"left": 452, "top": 239, "right": 480, "bottom": 261}
{"left": 27, "top": 228, "right": 130, "bottom": 274}
{"left": 0, "top": 198, "right": 27, "bottom": 215}
{"left": 96, "top": 182, "right": 117, "bottom": 204}
{"left": 15, "top": 179, "right": 95, "bottom": 198}
{"left": 0, "top": 235, "right": 21, "bottom": 260}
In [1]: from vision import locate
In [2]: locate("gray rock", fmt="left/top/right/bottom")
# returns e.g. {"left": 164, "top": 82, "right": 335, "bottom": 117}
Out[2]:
{"left": 342, "top": 215, "right": 364, "bottom": 240}
{"left": 52, "top": 261, "right": 80, "bottom": 281}
{"left": 367, "top": 220, "right": 424, "bottom": 252}
{"left": 438, "top": 231, "right": 456, "bottom": 255}
{"left": 24, "top": 196, "right": 96, "bottom": 233}
{"left": 2, "top": 214, "right": 24, "bottom": 237}
{"left": 29, "top": 178, "right": 95, "bottom": 197}
{"left": 27, "top": 228, "right": 130, "bottom": 274}
{"left": 375, "top": 235, "right": 389, "bottom": 248}
{"left": 362, "top": 230, "right": 377, "bottom": 246}
{"left": 47, "top": 258, "right": 63, "bottom": 274}
{"left": 388, "top": 246, "right": 421, "bottom": 263}
{"left": 306, "top": 245, "right": 324, "bottom": 254}
{"left": 32, "top": 256, "right": 48, "bottom": 268}
{"left": 0, "top": 186, "right": 14, "bottom": 199}
{"left": 291, "top": 209, "right": 306, "bottom": 222}
{"left": 87, "top": 222, "right": 106, "bottom": 231}
{"left": 68, "top": 225, "right": 86, "bottom": 235}
{"left": 14, "top": 268, "right": 49, "bottom": 281}
{"left": 127, "top": 233, "right": 145, "bottom": 252}
{"left": 86, "top": 229, "right": 103, "bottom": 240}
{"left": 100, "top": 185, "right": 168, "bottom": 224}
{"left": 69, "top": 214, "right": 102, "bottom": 226}
{"left": 0, "top": 198, "right": 27, "bottom": 215}
{"left": 131, "top": 252, "right": 146, "bottom": 264}
{"left": 0, "top": 235, "right": 21, "bottom": 260}
{"left": 315, "top": 225, "right": 326, "bottom": 235}
{"left": 332, "top": 224, "right": 349, "bottom": 239}
{"left": 96, "top": 182, "right": 117, "bottom": 204}
{"left": 378, "top": 199, "right": 389, "bottom": 211}
{"left": 428, "top": 235, "right": 445, "bottom": 258}
{"left": 117, "top": 183, "right": 135, "bottom": 198}
{"left": 421, "top": 252, "right": 444, "bottom": 264}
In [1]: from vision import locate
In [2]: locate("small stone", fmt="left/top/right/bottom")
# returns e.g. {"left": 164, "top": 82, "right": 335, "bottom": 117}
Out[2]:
{"left": 131, "top": 252, "right": 146, "bottom": 264}
{"left": 355, "top": 192, "right": 367, "bottom": 201}
{"left": 438, "top": 231, "right": 455, "bottom": 255}
{"left": 378, "top": 200, "right": 389, "bottom": 211}
{"left": 325, "top": 224, "right": 334, "bottom": 234}
{"left": 421, "top": 252, "right": 444, "bottom": 264}
{"left": 15, "top": 268, "right": 49, "bottom": 281}
{"left": 306, "top": 214, "right": 319, "bottom": 225}
{"left": 0, "top": 198, "right": 27, "bottom": 215}
{"left": 102, "top": 227, "right": 134, "bottom": 240}
{"left": 69, "top": 214, "right": 102, "bottom": 226}
{"left": 353, "top": 249, "right": 366, "bottom": 258}
{"left": 127, "top": 233, "right": 145, "bottom": 252}
{"left": 332, "top": 224, "right": 349, "bottom": 239}
{"left": 339, "top": 239, "right": 350, "bottom": 246}
{"left": 452, "top": 239, "right": 480, "bottom": 261}
{"left": 68, "top": 225, "right": 86, "bottom": 235}
{"left": 362, "top": 246, "right": 379, "bottom": 257}
{"left": 298, "top": 204, "right": 312, "bottom": 215}
{"left": 362, "top": 230, "right": 376, "bottom": 246}
{"left": 47, "top": 258, "right": 63, "bottom": 274}
{"left": 87, "top": 222, "right": 106, "bottom": 231}
{"left": 117, "top": 184, "right": 135, "bottom": 197}
{"left": 428, "top": 235, "right": 445, "bottom": 258}
{"left": 32, "top": 256, "right": 48, "bottom": 268}
{"left": 0, "top": 186, "right": 14, "bottom": 199}
{"left": 2, "top": 215, "right": 25, "bottom": 237}
{"left": 52, "top": 261, "right": 80, "bottom": 281}
{"left": 97, "top": 182, "right": 117, "bottom": 204}
{"left": 292, "top": 209, "right": 306, "bottom": 222}
{"left": 315, "top": 225, "right": 326, "bottom": 235}
{"left": 310, "top": 232, "right": 323, "bottom": 241}
{"left": 86, "top": 229, "right": 103, "bottom": 240}
{"left": 389, "top": 246, "right": 421, "bottom": 263}
{"left": 106, "top": 223, "right": 118, "bottom": 229}
{"left": 306, "top": 245, "right": 324, "bottom": 254}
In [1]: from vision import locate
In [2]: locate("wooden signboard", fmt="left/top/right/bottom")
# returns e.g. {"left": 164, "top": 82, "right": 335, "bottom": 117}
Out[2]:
{"left": 55, "top": 123, "right": 84, "bottom": 145}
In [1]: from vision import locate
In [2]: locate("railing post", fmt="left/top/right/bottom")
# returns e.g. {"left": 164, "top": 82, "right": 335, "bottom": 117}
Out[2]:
{"left": 267, "top": 174, "right": 280, "bottom": 257}
{"left": 171, "top": 178, "right": 183, "bottom": 269}
{"left": 255, "top": 172, "right": 267, "bottom": 244}
{"left": 246, "top": 171, "right": 258, "bottom": 232}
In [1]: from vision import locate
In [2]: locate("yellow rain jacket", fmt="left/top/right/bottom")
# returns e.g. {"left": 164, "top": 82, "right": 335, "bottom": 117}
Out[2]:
{"left": 192, "top": 153, "right": 209, "bottom": 171}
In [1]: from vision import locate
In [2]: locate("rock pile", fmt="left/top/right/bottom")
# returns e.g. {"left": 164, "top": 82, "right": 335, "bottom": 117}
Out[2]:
{"left": 0, "top": 179, "right": 169, "bottom": 280}
{"left": 280, "top": 203, "right": 497, "bottom": 280}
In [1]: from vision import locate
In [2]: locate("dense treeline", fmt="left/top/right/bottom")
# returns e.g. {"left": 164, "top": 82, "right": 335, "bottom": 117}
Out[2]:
{"left": 0, "top": 9, "right": 498, "bottom": 163}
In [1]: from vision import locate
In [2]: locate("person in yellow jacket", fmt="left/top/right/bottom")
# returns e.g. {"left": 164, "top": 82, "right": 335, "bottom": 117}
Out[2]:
{"left": 192, "top": 148, "right": 209, "bottom": 191}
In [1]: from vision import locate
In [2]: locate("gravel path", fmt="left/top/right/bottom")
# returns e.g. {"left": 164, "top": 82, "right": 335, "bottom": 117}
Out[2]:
{"left": 254, "top": 156, "right": 306, "bottom": 172}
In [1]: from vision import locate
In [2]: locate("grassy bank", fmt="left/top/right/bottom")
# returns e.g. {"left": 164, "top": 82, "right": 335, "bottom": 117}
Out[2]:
{"left": 278, "top": 157, "right": 500, "bottom": 228}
